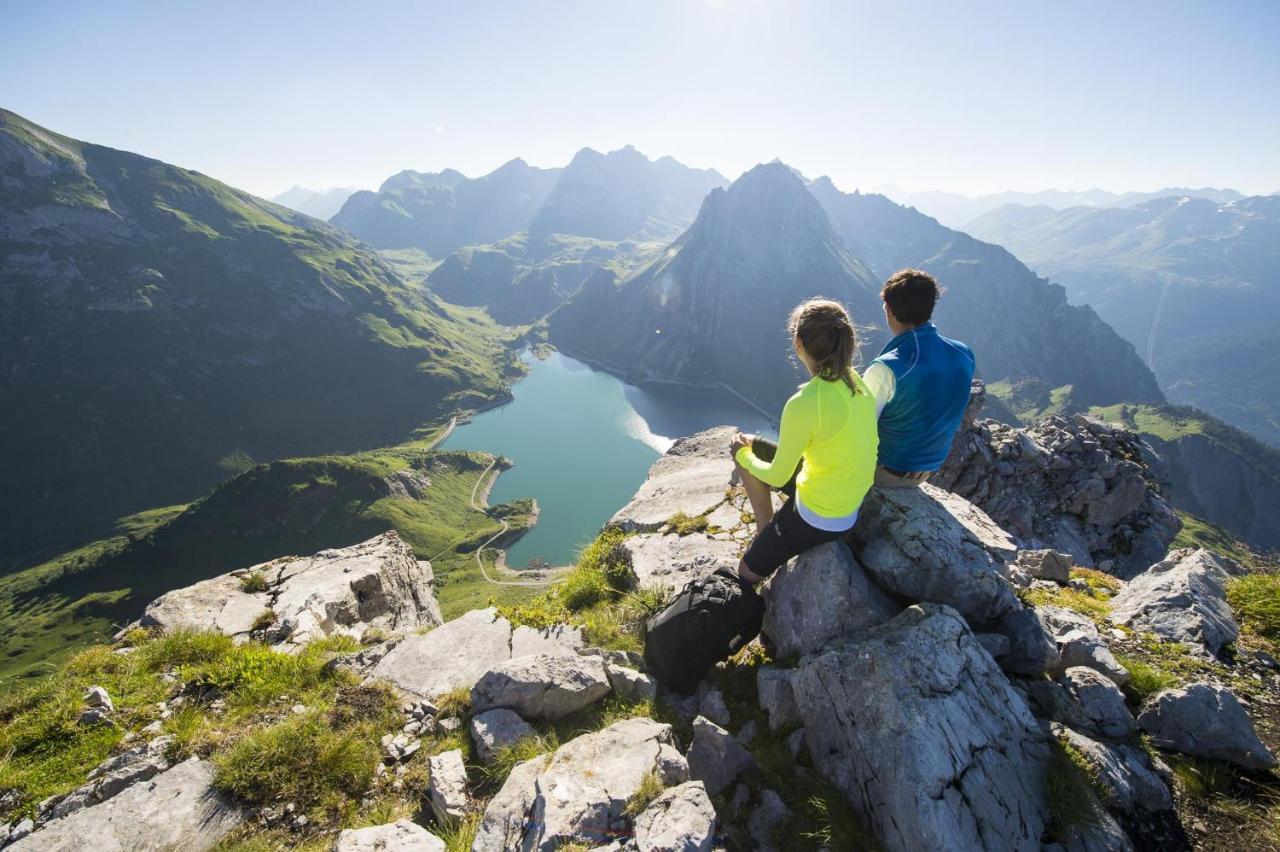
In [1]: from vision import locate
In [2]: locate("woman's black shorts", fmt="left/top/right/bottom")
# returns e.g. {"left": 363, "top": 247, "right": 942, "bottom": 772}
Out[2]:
{"left": 740, "top": 437, "right": 849, "bottom": 578}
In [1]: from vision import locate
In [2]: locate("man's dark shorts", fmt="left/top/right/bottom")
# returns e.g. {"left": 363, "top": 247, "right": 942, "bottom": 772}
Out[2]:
{"left": 739, "top": 437, "right": 848, "bottom": 578}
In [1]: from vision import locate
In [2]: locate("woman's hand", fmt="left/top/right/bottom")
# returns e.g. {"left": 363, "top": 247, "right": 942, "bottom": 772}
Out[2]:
{"left": 730, "top": 431, "right": 753, "bottom": 454}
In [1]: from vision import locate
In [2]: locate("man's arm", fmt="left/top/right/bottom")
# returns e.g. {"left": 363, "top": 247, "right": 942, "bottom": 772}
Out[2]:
{"left": 862, "top": 360, "right": 896, "bottom": 419}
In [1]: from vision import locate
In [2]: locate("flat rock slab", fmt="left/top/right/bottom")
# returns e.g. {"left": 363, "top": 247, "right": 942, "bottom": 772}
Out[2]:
{"left": 762, "top": 540, "right": 899, "bottom": 659}
{"left": 610, "top": 427, "right": 737, "bottom": 532}
{"left": 365, "top": 608, "right": 582, "bottom": 700}
{"left": 851, "top": 484, "right": 1020, "bottom": 626}
{"left": 128, "top": 531, "right": 443, "bottom": 647}
{"left": 792, "top": 604, "right": 1049, "bottom": 852}
{"left": 9, "top": 758, "right": 242, "bottom": 852}
{"left": 471, "top": 653, "right": 611, "bottom": 721}
{"left": 1108, "top": 548, "right": 1238, "bottom": 658}
{"left": 335, "top": 820, "right": 446, "bottom": 852}
{"left": 619, "top": 532, "right": 740, "bottom": 593}
{"left": 1138, "top": 683, "right": 1277, "bottom": 772}
{"left": 634, "top": 780, "right": 716, "bottom": 852}
{"left": 472, "top": 717, "right": 689, "bottom": 851}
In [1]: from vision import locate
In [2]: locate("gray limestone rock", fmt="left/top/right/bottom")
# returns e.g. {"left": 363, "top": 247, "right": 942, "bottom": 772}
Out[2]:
{"left": 1039, "top": 606, "right": 1129, "bottom": 686}
{"left": 471, "top": 718, "right": 688, "bottom": 851}
{"left": 974, "top": 632, "right": 1011, "bottom": 660}
{"left": 1137, "top": 683, "right": 1277, "bottom": 771}
{"left": 1108, "top": 548, "right": 1239, "bottom": 658}
{"left": 605, "top": 663, "right": 657, "bottom": 704}
{"left": 762, "top": 540, "right": 900, "bottom": 658}
{"left": 685, "top": 716, "right": 756, "bottom": 796}
{"left": 39, "top": 735, "right": 175, "bottom": 822}
{"left": 633, "top": 780, "right": 717, "bottom": 852}
{"left": 511, "top": 624, "right": 584, "bottom": 658}
{"left": 1015, "top": 549, "right": 1073, "bottom": 583}
{"left": 471, "top": 653, "right": 611, "bottom": 721}
{"left": 617, "top": 532, "right": 739, "bottom": 593}
{"left": 427, "top": 749, "right": 469, "bottom": 824}
{"left": 469, "top": 708, "right": 536, "bottom": 766}
{"left": 7, "top": 758, "right": 242, "bottom": 852}
{"left": 850, "top": 485, "right": 1020, "bottom": 626}
{"left": 695, "top": 685, "right": 731, "bottom": 727}
{"left": 609, "top": 427, "right": 737, "bottom": 532}
{"left": 1032, "top": 668, "right": 1136, "bottom": 741}
{"left": 124, "top": 531, "right": 442, "bottom": 647}
{"left": 756, "top": 665, "right": 801, "bottom": 731}
{"left": 792, "top": 604, "right": 1050, "bottom": 852}
{"left": 994, "top": 606, "right": 1061, "bottom": 676}
{"left": 334, "top": 820, "right": 446, "bottom": 852}
{"left": 1054, "top": 725, "right": 1172, "bottom": 814}
{"left": 746, "top": 789, "right": 792, "bottom": 852}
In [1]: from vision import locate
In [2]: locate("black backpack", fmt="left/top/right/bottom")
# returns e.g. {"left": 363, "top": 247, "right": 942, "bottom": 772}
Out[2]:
{"left": 643, "top": 568, "right": 765, "bottom": 694}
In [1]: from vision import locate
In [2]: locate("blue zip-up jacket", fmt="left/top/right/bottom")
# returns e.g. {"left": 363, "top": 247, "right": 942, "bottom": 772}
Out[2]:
{"left": 869, "top": 322, "right": 975, "bottom": 472}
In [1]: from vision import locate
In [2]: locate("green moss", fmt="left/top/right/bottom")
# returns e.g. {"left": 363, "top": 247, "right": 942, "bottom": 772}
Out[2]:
{"left": 1020, "top": 585, "right": 1111, "bottom": 622}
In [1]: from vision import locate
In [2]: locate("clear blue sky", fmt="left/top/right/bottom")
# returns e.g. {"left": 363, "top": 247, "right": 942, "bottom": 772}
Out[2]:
{"left": 3, "top": 0, "right": 1277, "bottom": 198}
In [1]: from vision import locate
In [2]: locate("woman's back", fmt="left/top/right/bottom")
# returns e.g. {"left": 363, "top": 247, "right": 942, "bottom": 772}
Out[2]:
{"left": 793, "top": 374, "right": 878, "bottom": 517}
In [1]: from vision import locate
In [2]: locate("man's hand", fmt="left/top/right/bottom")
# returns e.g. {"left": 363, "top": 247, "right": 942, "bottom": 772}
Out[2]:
{"left": 729, "top": 431, "right": 753, "bottom": 455}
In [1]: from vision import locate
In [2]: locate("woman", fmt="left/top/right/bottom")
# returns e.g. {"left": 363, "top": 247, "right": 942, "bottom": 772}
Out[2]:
{"left": 731, "top": 298, "right": 878, "bottom": 583}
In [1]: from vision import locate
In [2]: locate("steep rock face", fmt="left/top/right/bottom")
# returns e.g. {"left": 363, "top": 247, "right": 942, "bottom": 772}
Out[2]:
{"left": 124, "top": 531, "right": 442, "bottom": 647}
{"left": 935, "top": 411, "right": 1180, "bottom": 577}
{"left": 550, "top": 163, "right": 883, "bottom": 411}
{"left": 792, "top": 604, "right": 1049, "bottom": 852}
{"left": 7, "top": 758, "right": 242, "bottom": 852}
{"left": 1108, "top": 548, "right": 1239, "bottom": 658}
{"left": 806, "top": 178, "right": 1164, "bottom": 408}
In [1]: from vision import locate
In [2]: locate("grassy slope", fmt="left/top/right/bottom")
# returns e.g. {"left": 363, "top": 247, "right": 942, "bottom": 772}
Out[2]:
{"left": 0, "top": 437, "right": 538, "bottom": 682}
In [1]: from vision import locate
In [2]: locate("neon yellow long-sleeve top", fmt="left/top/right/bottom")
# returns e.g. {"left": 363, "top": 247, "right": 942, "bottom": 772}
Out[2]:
{"left": 734, "top": 374, "right": 878, "bottom": 519}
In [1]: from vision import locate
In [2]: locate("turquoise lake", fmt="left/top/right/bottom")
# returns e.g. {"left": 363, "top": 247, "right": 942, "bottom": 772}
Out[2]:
{"left": 440, "top": 350, "right": 777, "bottom": 569}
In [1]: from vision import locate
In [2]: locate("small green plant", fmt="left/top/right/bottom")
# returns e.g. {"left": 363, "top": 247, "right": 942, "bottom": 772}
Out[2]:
{"left": 239, "top": 571, "right": 269, "bottom": 593}
{"left": 437, "top": 812, "right": 483, "bottom": 852}
{"left": 1115, "top": 654, "right": 1179, "bottom": 700}
{"left": 624, "top": 769, "right": 666, "bottom": 817}
{"left": 480, "top": 733, "right": 557, "bottom": 790}
{"left": 667, "top": 511, "right": 708, "bottom": 536}
{"left": 1019, "top": 586, "right": 1110, "bottom": 622}
{"left": 436, "top": 686, "right": 472, "bottom": 720}
{"left": 1044, "top": 738, "right": 1104, "bottom": 841}
{"left": 1227, "top": 573, "right": 1280, "bottom": 639}
{"left": 619, "top": 586, "right": 669, "bottom": 623}
{"left": 250, "top": 609, "right": 275, "bottom": 632}
{"left": 800, "top": 778, "right": 875, "bottom": 849}
{"left": 1069, "top": 567, "right": 1122, "bottom": 594}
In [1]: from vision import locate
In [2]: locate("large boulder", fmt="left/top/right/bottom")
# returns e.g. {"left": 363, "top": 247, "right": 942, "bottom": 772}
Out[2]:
{"left": 1038, "top": 606, "right": 1129, "bottom": 686}
{"left": 1026, "top": 668, "right": 1136, "bottom": 741}
{"left": 761, "top": 541, "right": 900, "bottom": 658}
{"left": 471, "top": 653, "right": 612, "bottom": 721}
{"left": 1137, "top": 683, "right": 1277, "bottom": 771}
{"left": 471, "top": 718, "right": 689, "bottom": 851}
{"left": 792, "top": 604, "right": 1049, "bottom": 852}
{"left": 335, "top": 820, "right": 446, "bottom": 852}
{"left": 850, "top": 484, "right": 1020, "bottom": 626}
{"left": 8, "top": 758, "right": 242, "bottom": 852}
{"left": 633, "top": 781, "right": 716, "bottom": 852}
{"left": 610, "top": 427, "right": 737, "bottom": 532}
{"left": 363, "top": 608, "right": 582, "bottom": 700}
{"left": 124, "top": 531, "right": 442, "bottom": 647}
{"left": 617, "top": 531, "right": 739, "bottom": 593}
{"left": 935, "top": 413, "right": 1180, "bottom": 579}
{"left": 1108, "top": 548, "right": 1238, "bottom": 658}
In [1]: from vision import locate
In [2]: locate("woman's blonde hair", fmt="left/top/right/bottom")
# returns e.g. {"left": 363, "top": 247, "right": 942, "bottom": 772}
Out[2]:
{"left": 788, "top": 298, "right": 860, "bottom": 395}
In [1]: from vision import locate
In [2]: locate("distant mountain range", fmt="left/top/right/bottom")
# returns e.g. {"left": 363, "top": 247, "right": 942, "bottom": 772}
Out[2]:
{"left": 549, "top": 163, "right": 1163, "bottom": 413}
{"left": 873, "top": 184, "right": 1245, "bottom": 230}
{"left": 0, "top": 108, "right": 513, "bottom": 562}
{"left": 271, "top": 185, "right": 360, "bottom": 219}
{"left": 968, "top": 195, "right": 1280, "bottom": 447}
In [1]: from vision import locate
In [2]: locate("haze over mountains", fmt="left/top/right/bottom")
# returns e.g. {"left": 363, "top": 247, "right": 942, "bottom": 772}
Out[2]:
{"left": 876, "top": 184, "right": 1247, "bottom": 230}
{"left": 270, "top": 185, "right": 359, "bottom": 220}
{"left": 969, "top": 195, "right": 1280, "bottom": 446}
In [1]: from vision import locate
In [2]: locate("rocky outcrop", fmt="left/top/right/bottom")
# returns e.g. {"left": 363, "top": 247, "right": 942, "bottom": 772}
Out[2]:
{"left": 633, "top": 781, "right": 716, "bottom": 852}
{"left": 609, "top": 427, "right": 738, "bottom": 532}
{"left": 935, "top": 413, "right": 1180, "bottom": 578}
{"left": 428, "top": 749, "right": 469, "bottom": 824}
{"left": 1137, "top": 683, "right": 1277, "bottom": 771}
{"left": 761, "top": 541, "right": 899, "bottom": 658}
{"left": 471, "top": 653, "right": 612, "bottom": 721}
{"left": 335, "top": 820, "right": 446, "bottom": 852}
{"left": 472, "top": 718, "right": 688, "bottom": 851}
{"left": 1108, "top": 548, "right": 1239, "bottom": 658}
{"left": 618, "top": 532, "right": 739, "bottom": 593}
{"left": 37, "top": 735, "right": 174, "bottom": 823}
{"left": 850, "top": 484, "right": 1020, "bottom": 625}
{"left": 1039, "top": 606, "right": 1129, "bottom": 686}
{"left": 361, "top": 607, "right": 582, "bottom": 700}
{"left": 792, "top": 604, "right": 1049, "bottom": 852}
{"left": 125, "top": 531, "right": 442, "bottom": 647}
{"left": 7, "top": 758, "right": 242, "bottom": 852}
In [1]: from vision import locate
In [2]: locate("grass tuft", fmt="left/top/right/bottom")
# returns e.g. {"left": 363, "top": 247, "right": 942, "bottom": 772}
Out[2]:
{"left": 1115, "top": 654, "right": 1179, "bottom": 701}
{"left": 667, "top": 512, "right": 709, "bottom": 536}
{"left": 624, "top": 769, "right": 666, "bottom": 817}
{"left": 239, "top": 571, "right": 269, "bottom": 593}
{"left": 1228, "top": 573, "right": 1280, "bottom": 639}
{"left": 1044, "top": 737, "right": 1104, "bottom": 841}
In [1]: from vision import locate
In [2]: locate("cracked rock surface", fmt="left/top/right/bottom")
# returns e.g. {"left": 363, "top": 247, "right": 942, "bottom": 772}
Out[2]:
{"left": 1108, "top": 547, "right": 1239, "bottom": 658}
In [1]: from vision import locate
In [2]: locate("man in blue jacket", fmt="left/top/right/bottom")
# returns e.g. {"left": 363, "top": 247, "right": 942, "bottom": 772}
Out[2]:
{"left": 862, "top": 269, "right": 975, "bottom": 488}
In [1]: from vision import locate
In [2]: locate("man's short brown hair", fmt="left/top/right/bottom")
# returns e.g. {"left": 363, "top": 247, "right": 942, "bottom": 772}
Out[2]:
{"left": 881, "top": 268, "right": 941, "bottom": 326}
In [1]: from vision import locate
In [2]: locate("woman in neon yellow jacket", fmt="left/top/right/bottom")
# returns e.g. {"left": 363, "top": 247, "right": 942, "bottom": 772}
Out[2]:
{"left": 731, "top": 298, "right": 878, "bottom": 583}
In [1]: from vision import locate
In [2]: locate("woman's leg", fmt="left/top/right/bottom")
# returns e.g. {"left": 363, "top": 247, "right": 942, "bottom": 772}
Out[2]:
{"left": 736, "top": 461, "right": 775, "bottom": 534}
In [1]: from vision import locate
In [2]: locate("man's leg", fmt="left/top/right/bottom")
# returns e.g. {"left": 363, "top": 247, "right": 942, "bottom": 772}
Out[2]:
{"left": 736, "top": 461, "right": 775, "bottom": 534}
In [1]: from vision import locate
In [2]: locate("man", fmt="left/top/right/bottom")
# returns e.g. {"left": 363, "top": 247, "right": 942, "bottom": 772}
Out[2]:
{"left": 861, "top": 268, "right": 975, "bottom": 487}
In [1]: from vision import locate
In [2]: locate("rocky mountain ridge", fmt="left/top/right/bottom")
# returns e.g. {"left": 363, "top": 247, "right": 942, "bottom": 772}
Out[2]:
{"left": 5, "top": 403, "right": 1277, "bottom": 851}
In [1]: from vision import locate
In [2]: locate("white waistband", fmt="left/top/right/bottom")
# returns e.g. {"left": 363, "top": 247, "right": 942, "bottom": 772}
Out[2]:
{"left": 795, "top": 494, "right": 859, "bottom": 532}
